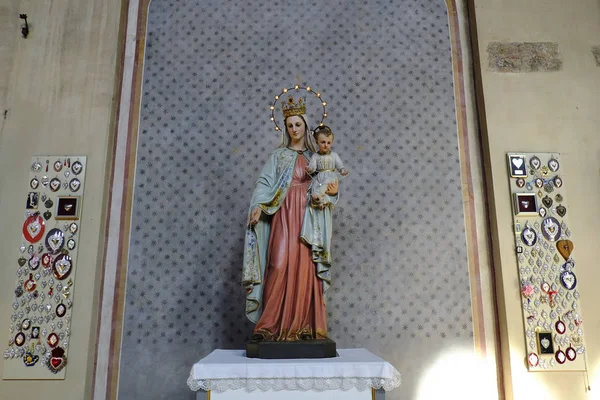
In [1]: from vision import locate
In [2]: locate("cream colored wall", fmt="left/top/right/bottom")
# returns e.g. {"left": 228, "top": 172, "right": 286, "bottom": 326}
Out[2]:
{"left": 472, "top": 0, "right": 600, "bottom": 398}
{"left": 0, "top": 0, "right": 122, "bottom": 399}
{"left": 0, "top": 2, "right": 18, "bottom": 132}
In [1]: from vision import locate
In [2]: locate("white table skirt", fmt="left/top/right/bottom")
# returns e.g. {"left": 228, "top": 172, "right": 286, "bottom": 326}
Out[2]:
{"left": 204, "top": 387, "right": 381, "bottom": 400}
{"left": 187, "top": 348, "right": 401, "bottom": 393}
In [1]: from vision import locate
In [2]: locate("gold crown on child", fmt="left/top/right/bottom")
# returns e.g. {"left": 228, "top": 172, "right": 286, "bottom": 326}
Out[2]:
{"left": 282, "top": 96, "right": 306, "bottom": 118}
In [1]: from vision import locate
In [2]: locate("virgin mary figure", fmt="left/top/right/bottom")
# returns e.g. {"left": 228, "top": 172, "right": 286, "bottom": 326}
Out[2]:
{"left": 242, "top": 95, "right": 338, "bottom": 342}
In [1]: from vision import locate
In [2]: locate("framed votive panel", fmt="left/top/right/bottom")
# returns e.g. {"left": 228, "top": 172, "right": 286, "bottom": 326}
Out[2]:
{"left": 3, "top": 156, "right": 87, "bottom": 380}
{"left": 506, "top": 152, "right": 586, "bottom": 372}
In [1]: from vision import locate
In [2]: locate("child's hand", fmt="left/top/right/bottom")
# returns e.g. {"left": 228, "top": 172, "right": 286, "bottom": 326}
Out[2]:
{"left": 340, "top": 169, "right": 349, "bottom": 176}
{"left": 305, "top": 167, "right": 314, "bottom": 174}
{"left": 325, "top": 181, "right": 338, "bottom": 196}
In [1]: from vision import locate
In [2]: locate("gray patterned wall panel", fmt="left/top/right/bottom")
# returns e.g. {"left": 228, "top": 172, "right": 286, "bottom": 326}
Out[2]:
{"left": 118, "top": 1, "right": 473, "bottom": 399}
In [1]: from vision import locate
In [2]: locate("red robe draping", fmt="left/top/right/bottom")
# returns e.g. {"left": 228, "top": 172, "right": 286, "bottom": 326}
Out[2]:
{"left": 253, "top": 156, "right": 328, "bottom": 341}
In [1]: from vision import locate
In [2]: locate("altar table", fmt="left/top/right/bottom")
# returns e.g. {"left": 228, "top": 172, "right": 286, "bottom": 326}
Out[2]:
{"left": 187, "top": 348, "right": 401, "bottom": 400}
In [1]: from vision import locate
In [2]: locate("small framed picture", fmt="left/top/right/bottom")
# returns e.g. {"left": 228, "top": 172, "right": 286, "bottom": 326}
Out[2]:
{"left": 514, "top": 193, "right": 538, "bottom": 216}
{"left": 55, "top": 196, "right": 80, "bottom": 220}
{"left": 507, "top": 154, "right": 527, "bottom": 178}
{"left": 26, "top": 192, "right": 39, "bottom": 209}
{"left": 536, "top": 331, "right": 554, "bottom": 355}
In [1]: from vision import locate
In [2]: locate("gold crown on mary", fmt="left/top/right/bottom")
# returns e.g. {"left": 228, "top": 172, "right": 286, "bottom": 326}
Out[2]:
{"left": 282, "top": 96, "right": 306, "bottom": 118}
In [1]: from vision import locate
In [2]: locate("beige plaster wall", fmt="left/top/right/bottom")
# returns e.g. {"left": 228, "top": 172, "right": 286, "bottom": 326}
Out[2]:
{"left": 472, "top": 0, "right": 600, "bottom": 398}
{"left": 0, "top": 0, "right": 122, "bottom": 399}
{"left": 0, "top": 2, "right": 19, "bottom": 133}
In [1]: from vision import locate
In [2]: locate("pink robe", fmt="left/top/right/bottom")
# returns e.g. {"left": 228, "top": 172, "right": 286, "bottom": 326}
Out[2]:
{"left": 253, "top": 156, "right": 328, "bottom": 341}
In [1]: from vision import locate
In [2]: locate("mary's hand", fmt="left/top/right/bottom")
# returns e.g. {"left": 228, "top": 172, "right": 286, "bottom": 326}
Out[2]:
{"left": 248, "top": 207, "right": 262, "bottom": 227}
{"left": 325, "top": 181, "right": 339, "bottom": 196}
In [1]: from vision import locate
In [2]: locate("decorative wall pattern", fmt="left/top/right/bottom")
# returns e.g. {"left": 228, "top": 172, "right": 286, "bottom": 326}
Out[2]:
{"left": 118, "top": 1, "right": 473, "bottom": 399}
{"left": 507, "top": 153, "right": 586, "bottom": 371}
{"left": 3, "top": 156, "right": 86, "bottom": 379}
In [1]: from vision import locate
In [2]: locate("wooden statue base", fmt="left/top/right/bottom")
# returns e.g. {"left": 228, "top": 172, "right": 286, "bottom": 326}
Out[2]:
{"left": 246, "top": 338, "right": 337, "bottom": 359}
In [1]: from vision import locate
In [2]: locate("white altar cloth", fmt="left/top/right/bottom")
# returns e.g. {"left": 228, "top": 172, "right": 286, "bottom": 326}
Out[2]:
{"left": 187, "top": 348, "right": 401, "bottom": 393}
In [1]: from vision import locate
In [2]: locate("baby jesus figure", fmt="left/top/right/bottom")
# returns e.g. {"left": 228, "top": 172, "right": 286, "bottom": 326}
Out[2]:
{"left": 305, "top": 125, "right": 349, "bottom": 209}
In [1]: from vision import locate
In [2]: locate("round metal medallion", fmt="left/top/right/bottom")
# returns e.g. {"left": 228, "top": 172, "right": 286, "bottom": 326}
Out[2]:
{"left": 527, "top": 352, "right": 539, "bottom": 367}
{"left": 14, "top": 332, "right": 25, "bottom": 347}
{"left": 529, "top": 156, "right": 541, "bottom": 170}
{"left": 553, "top": 176, "right": 563, "bottom": 188}
{"left": 49, "top": 178, "right": 62, "bottom": 192}
{"left": 561, "top": 260, "right": 575, "bottom": 272}
{"left": 28, "top": 255, "right": 40, "bottom": 271}
{"left": 31, "top": 161, "right": 42, "bottom": 172}
{"left": 541, "top": 217, "right": 561, "bottom": 242}
{"left": 69, "top": 178, "right": 81, "bottom": 192}
{"left": 541, "top": 282, "right": 550, "bottom": 293}
{"left": 548, "top": 158, "right": 560, "bottom": 172}
{"left": 21, "top": 319, "right": 31, "bottom": 330}
{"left": 56, "top": 303, "right": 67, "bottom": 318}
{"left": 30, "top": 178, "right": 39, "bottom": 189}
{"left": 521, "top": 226, "right": 537, "bottom": 247}
{"left": 555, "top": 349, "right": 566, "bottom": 364}
{"left": 24, "top": 274, "right": 36, "bottom": 292}
{"left": 71, "top": 161, "right": 83, "bottom": 175}
{"left": 560, "top": 270, "right": 577, "bottom": 291}
{"left": 22, "top": 214, "right": 45, "bottom": 243}
{"left": 555, "top": 320, "right": 566, "bottom": 334}
{"left": 47, "top": 333, "right": 59, "bottom": 348}
{"left": 52, "top": 254, "right": 72, "bottom": 280}
{"left": 45, "top": 229, "right": 65, "bottom": 255}
{"left": 41, "top": 253, "right": 52, "bottom": 268}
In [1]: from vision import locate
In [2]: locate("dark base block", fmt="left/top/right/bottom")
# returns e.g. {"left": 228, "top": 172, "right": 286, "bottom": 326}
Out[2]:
{"left": 246, "top": 338, "right": 337, "bottom": 359}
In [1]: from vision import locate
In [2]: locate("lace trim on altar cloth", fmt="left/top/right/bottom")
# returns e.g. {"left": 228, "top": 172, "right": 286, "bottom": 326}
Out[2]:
{"left": 187, "top": 372, "right": 402, "bottom": 393}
